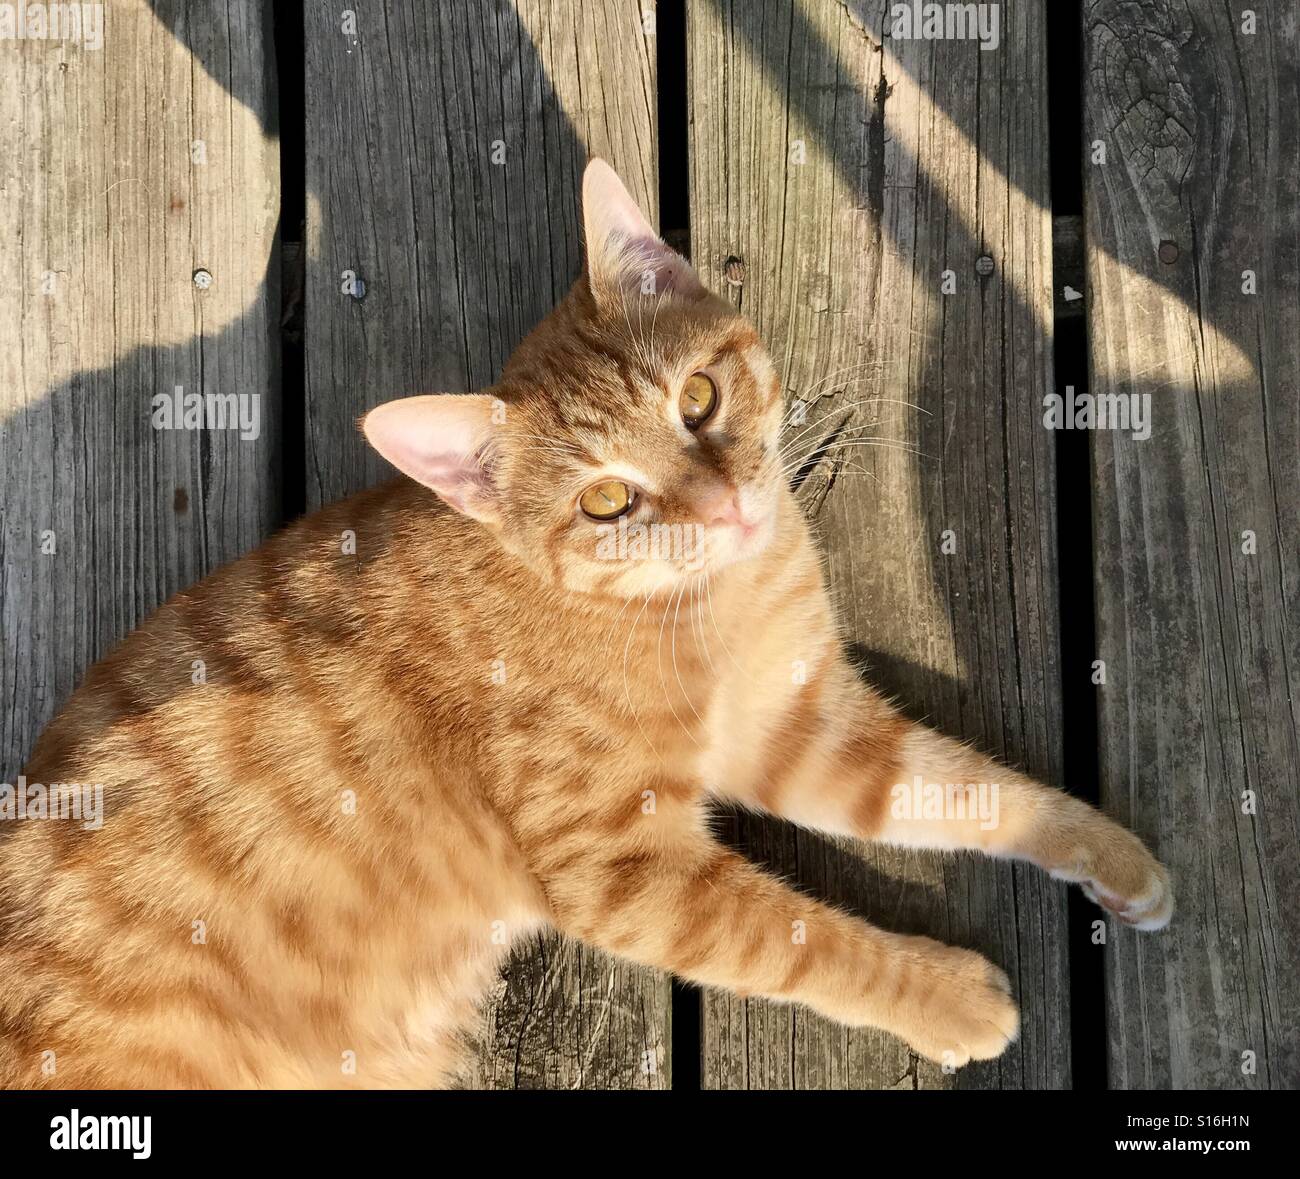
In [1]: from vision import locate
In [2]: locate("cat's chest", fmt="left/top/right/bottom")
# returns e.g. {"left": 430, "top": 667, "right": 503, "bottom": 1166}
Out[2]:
{"left": 693, "top": 583, "right": 838, "bottom": 796}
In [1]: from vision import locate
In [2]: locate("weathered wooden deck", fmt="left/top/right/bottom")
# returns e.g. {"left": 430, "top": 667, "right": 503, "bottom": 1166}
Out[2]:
{"left": 1, "top": 0, "right": 1295, "bottom": 1089}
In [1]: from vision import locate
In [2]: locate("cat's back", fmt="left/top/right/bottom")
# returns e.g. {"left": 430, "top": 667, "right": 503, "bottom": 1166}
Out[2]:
{"left": 20, "top": 478, "right": 490, "bottom": 775}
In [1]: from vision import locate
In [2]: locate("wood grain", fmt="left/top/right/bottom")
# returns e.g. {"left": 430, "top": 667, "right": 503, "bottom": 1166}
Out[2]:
{"left": 689, "top": 0, "right": 1070, "bottom": 1089}
{"left": 0, "top": 1, "right": 280, "bottom": 779}
{"left": 1084, "top": 0, "right": 1300, "bottom": 1089}
{"left": 302, "top": 0, "right": 669, "bottom": 1088}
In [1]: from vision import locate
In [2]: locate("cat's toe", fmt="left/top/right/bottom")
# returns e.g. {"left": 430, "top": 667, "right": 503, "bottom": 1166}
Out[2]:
{"left": 899, "top": 949, "right": 1020, "bottom": 1067}
{"left": 1113, "top": 862, "right": 1174, "bottom": 930}
{"left": 1082, "top": 860, "right": 1174, "bottom": 931}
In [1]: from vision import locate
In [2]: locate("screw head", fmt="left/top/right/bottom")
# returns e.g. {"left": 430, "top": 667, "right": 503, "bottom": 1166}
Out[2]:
{"left": 192, "top": 268, "right": 213, "bottom": 290}
{"left": 1158, "top": 240, "right": 1180, "bottom": 264}
{"left": 975, "top": 254, "right": 995, "bottom": 277}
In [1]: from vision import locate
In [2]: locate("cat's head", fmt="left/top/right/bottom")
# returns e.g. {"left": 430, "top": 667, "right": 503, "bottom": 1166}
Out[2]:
{"left": 363, "top": 159, "right": 785, "bottom": 597}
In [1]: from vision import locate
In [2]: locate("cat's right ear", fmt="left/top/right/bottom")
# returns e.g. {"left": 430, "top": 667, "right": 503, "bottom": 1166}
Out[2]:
{"left": 361, "top": 394, "right": 501, "bottom": 524}
{"left": 582, "top": 158, "right": 703, "bottom": 305}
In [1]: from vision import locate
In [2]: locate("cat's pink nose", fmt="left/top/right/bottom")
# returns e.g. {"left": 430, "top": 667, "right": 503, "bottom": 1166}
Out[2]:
{"left": 701, "top": 487, "right": 751, "bottom": 530}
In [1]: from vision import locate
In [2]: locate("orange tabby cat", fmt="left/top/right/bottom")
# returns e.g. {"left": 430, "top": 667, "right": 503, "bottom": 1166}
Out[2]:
{"left": 0, "top": 160, "right": 1171, "bottom": 1089}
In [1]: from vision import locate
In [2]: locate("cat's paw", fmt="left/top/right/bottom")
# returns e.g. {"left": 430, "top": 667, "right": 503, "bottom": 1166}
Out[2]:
{"left": 890, "top": 943, "right": 1020, "bottom": 1068}
{"left": 1050, "top": 829, "right": 1174, "bottom": 931}
{"left": 1079, "top": 860, "right": 1173, "bottom": 930}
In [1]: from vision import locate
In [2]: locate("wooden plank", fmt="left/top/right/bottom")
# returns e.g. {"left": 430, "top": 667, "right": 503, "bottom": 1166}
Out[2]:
{"left": 1084, "top": 0, "right": 1300, "bottom": 1088}
{"left": 0, "top": 3, "right": 280, "bottom": 782}
{"left": 302, "top": 0, "right": 669, "bottom": 1088}
{"left": 689, "top": 0, "right": 1070, "bottom": 1088}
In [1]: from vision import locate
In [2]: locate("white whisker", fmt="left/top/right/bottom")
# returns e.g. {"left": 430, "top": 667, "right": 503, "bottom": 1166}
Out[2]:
{"left": 671, "top": 580, "right": 705, "bottom": 729}
{"left": 624, "top": 588, "right": 665, "bottom": 766}
{"left": 656, "top": 582, "right": 700, "bottom": 749}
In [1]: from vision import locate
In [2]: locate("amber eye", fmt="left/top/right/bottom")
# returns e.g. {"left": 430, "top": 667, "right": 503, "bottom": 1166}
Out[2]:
{"left": 680, "top": 373, "right": 718, "bottom": 428}
{"left": 579, "top": 479, "right": 634, "bottom": 521}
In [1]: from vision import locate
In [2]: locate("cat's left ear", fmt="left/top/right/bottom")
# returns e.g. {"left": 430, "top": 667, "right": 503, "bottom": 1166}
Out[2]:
{"left": 361, "top": 394, "right": 501, "bottom": 524}
{"left": 582, "top": 158, "right": 704, "bottom": 304}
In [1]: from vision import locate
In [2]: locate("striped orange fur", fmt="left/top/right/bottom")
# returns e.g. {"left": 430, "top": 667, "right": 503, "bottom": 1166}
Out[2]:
{"left": 0, "top": 161, "right": 1171, "bottom": 1089}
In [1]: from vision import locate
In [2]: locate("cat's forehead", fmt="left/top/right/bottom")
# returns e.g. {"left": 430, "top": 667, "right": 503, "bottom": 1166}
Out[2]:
{"left": 522, "top": 307, "right": 761, "bottom": 416}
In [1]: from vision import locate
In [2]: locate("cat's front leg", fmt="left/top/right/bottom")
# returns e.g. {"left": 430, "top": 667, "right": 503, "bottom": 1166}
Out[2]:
{"left": 722, "top": 669, "right": 1173, "bottom": 930}
{"left": 517, "top": 798, "right": 1018, "bottom": 1065}
{"left": 874, "top": 723, "right": 1174, "bottom": 930}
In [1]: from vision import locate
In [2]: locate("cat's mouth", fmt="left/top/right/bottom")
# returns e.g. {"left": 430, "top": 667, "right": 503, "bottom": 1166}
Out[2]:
{"left": 581, "top": 494, "right": 778, "bottom": 592}
{"left": 719, "top": 514, "right": 766, "bottom": 548}
{"left": 699, "top": 507, "right": 776, "bottom": 571}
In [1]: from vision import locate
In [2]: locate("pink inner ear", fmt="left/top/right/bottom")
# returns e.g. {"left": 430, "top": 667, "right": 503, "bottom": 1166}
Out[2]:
{"left": 583, "top": 158, "right": 658, "bottom": 255}
{"left": 361, "top": 395, "right": 497, "bottom": 520}
{"left": 582, "top": 158, "right": 700, "bottom": 300}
